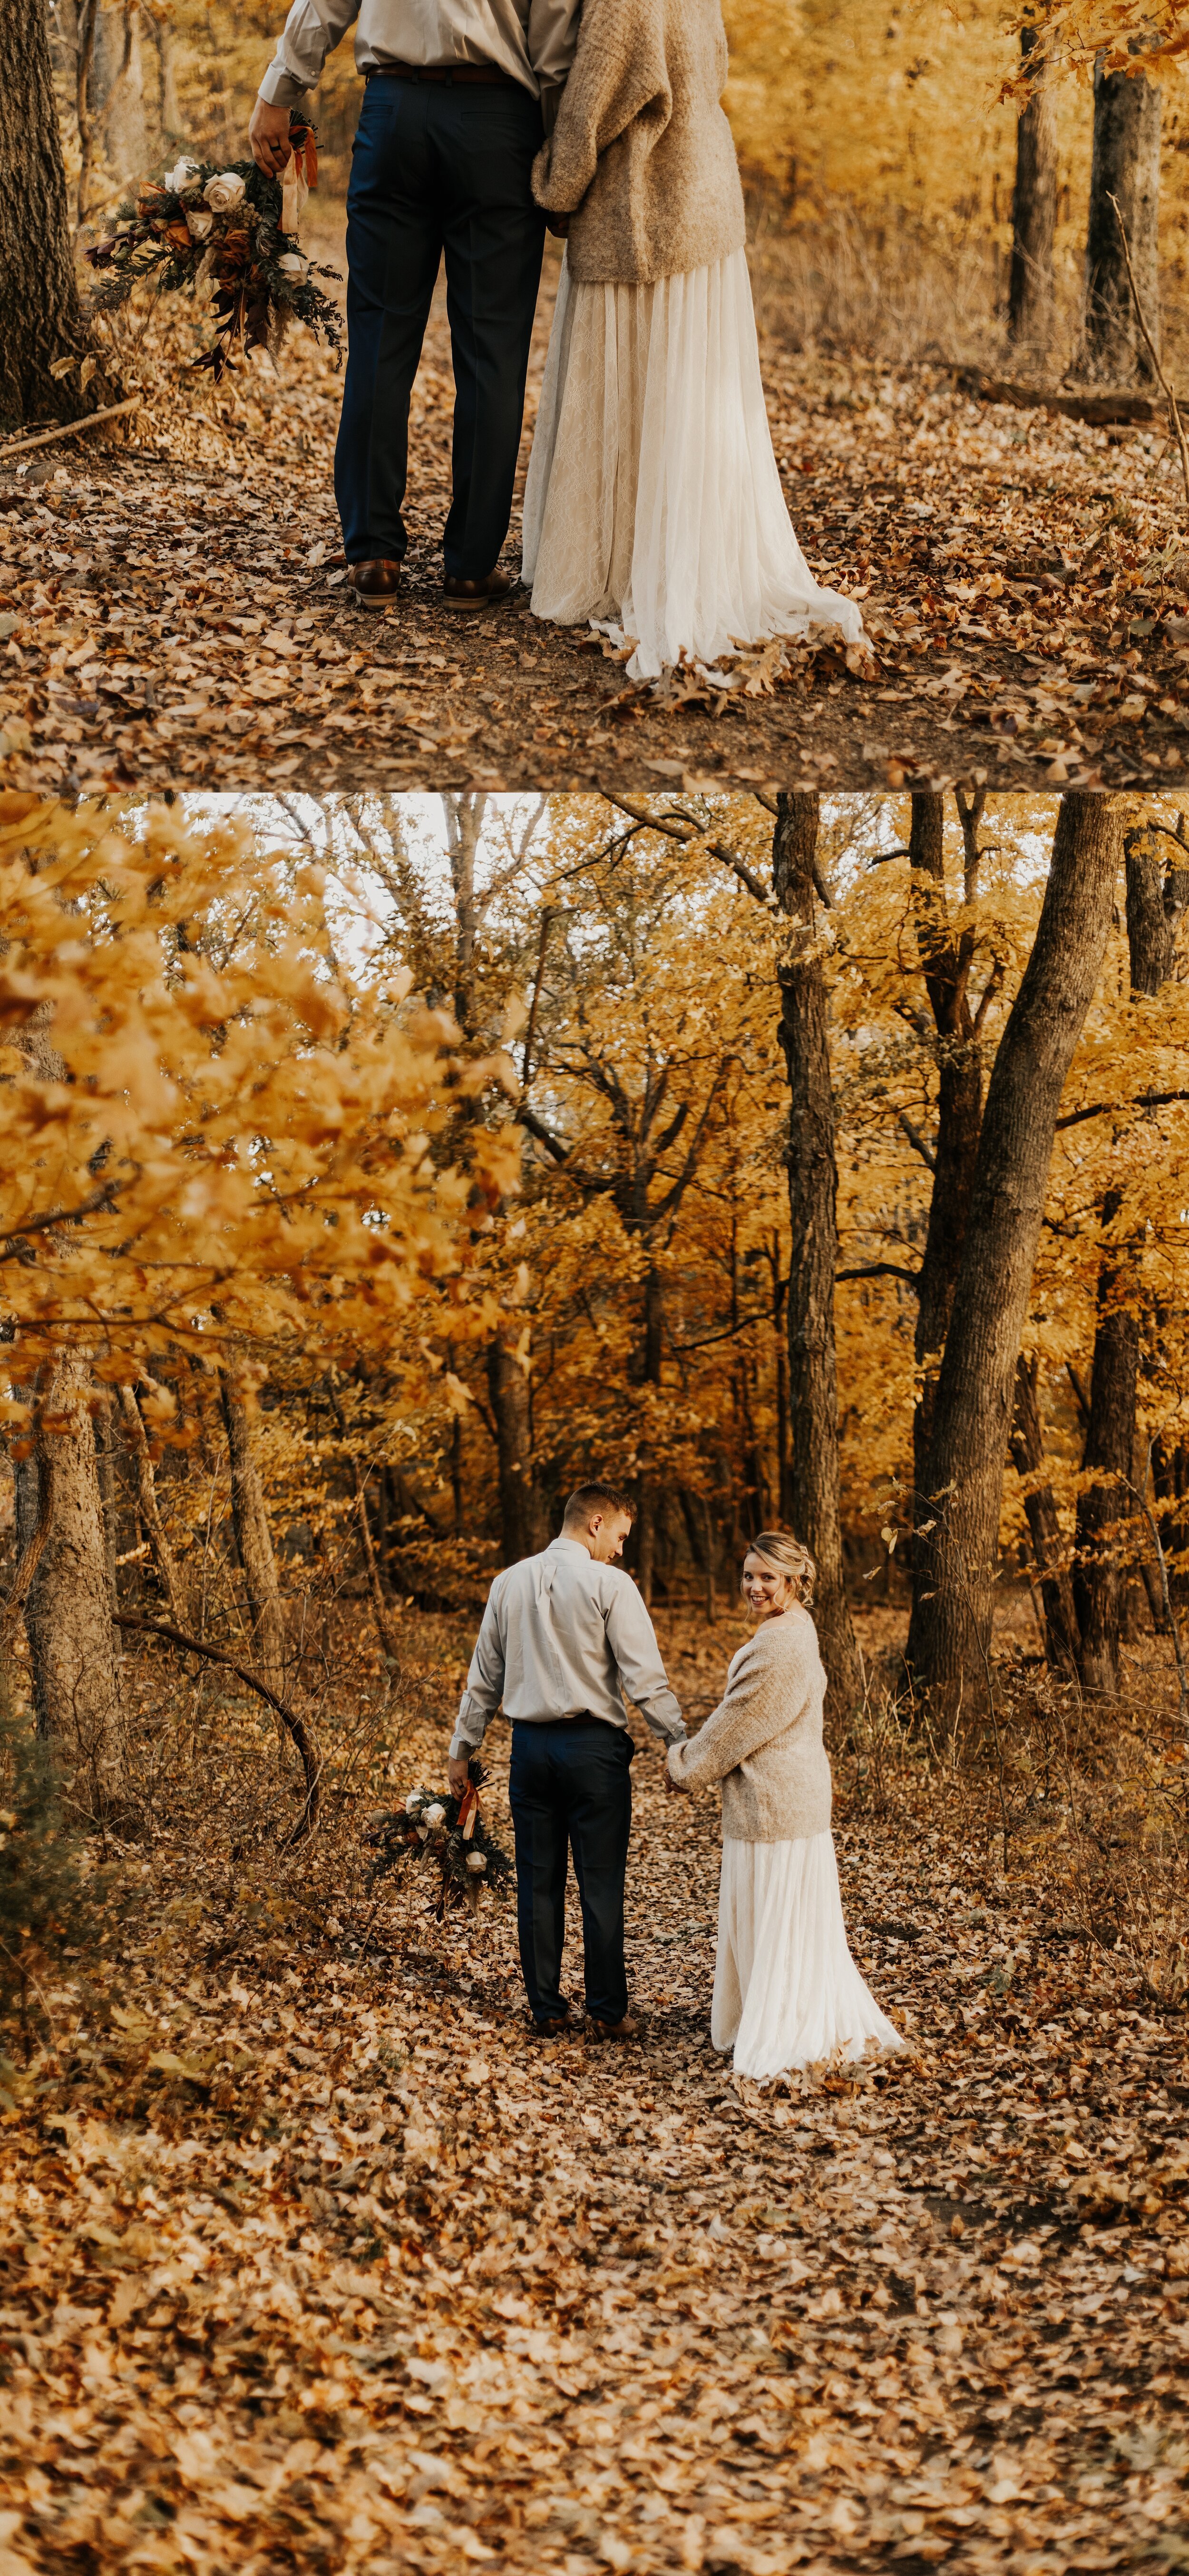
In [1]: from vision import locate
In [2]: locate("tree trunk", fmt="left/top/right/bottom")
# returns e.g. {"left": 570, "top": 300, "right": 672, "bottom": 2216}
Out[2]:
{"left": 93, "top": 1396, "right": 119, "bottom": 1609}
{"left": 906, "top": 794, "right": 1121, "bottom": 1717}
{"left": 1009, "top": 23, "right": 1058, "bottom": 352}
{"left": 1070, "top": 826, "right": 1188, "bottom": 1688}
{"left": 487, "top": 1329, "right": 548, "bottom": 1565}
{"left": 1009, "top": 1353, "right": 1080, "bottom": 1676}
{"left": 1082, "top": 57, "right": 1162, "bottom": 383}
{"left": 908, "top": 792, "right": 986, "bottom": 1542}
{"left": 634, "top": 1264, "right": 665, "bottom": 1606}
{"left": 219, "top": 1374, "right": 286, "bottom": 1693}
{"left": 773, "top": 792, "right": 863, "bottom": 1717}
{"left": 0, "top": 0, "right": 118, "bottom": 429}
{"left": 24, "top": 1355, "right": 120, "bottom": 1801}
{"left": 94, "top": 0, "right": 152, "bottom": 190}
{"left": 1124, "top": 821, "right": 1189, "bottom": 992}
{"left": 118, "top": 1384, "right": 186, "bottom": 1627}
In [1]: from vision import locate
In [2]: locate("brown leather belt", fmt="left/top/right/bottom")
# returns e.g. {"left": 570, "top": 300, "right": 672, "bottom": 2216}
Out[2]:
{"left": 366, "top": 59, "right": 522, "bottom": 85}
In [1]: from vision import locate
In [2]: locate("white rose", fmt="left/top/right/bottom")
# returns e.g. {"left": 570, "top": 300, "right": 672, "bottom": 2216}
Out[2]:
{"left": 185, "top": 209, "right": 213, "bottom": 242}
{"left": 424, "top": 1802, "right": 446, "bottom": 1828}
{"left": 165, "top": 156, "right": 202, "bottom": 193}
{"left": 204, "top": 171, "right": 246, "bottom": 214}
{"left": 466, "top": 1851, "right": 487, "bottom": 1874}
{"left": 405, "top": 1791, "right": 421, "bottom": 1815}
{"left": 277, "top": 251, "right": 306, "bottom": 276}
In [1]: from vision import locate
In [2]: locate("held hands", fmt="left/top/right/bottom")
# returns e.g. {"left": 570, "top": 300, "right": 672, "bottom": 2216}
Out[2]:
{"left": 545, "top": 214, "right": 570, "bottom": 239}
{"left": 249, "top": 96, "right": 294, "bottom": 176}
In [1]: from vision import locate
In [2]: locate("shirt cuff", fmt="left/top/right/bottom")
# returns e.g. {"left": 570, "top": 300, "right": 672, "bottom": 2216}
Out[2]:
{"left": 257, "top": 60, "right": 311, "bottom": 106}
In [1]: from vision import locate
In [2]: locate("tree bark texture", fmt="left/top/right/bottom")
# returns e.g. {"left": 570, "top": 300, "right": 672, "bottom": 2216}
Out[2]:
{"left": 487, "top": 1329, "right": 549, "bottom": 1565}
{"left": 24, "top": 1355, "right": 120, "bottom": 1796}
{"left": 219, "top": 1375, "right": 286, "bottom": 1694}
{"left": 1009, "top": 1354, "right": 1081, "bottom": 1675}
{"left": 905, "top": 793, "right": 1121, "bottom": 1717}
{"left": 118, "top": 1384, "right": 186, "bottom": 1627}
{"left": 0, "top": 0, "right": 118, "bottom": 429}
{"left": 1009, "top": 25, "right": 1058, "bottom": 351}
{"left": 773, "top": 793, "right": 863, "bottom": 1718}
{"left": 1082, "top": 59, "right": 1162, "bottom": 382}
{"left": 908, "top": 792, "right": 986, "bottom": 1538}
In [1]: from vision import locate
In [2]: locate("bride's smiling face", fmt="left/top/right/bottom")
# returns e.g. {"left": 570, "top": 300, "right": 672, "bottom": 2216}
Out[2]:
{"left": 742, "top": 1554, "right": 792, "bottom": 1620}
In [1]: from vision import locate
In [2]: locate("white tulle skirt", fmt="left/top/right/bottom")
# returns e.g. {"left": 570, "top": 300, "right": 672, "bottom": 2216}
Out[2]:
{"left": 712, "top": 1833, "right": 905, "bottom": 2083}
{"left": 522, "top": 246, "right": 866, "bottom": 680}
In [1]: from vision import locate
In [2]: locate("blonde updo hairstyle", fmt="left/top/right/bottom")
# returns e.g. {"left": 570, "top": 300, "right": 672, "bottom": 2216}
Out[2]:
{"left": 740, "top": 1529, "right": 817, "bottom": 1609}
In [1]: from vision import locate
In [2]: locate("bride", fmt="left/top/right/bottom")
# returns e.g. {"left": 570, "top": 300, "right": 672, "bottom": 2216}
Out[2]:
{"left": 667, "top": 1531, "right": 903, "bottom": 2082}
{"left": 522, "top": 0, "right": 866, "bottom": 681}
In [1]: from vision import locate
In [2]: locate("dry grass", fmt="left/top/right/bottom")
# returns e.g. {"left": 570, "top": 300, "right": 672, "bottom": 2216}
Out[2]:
{"left": 747, "top": 188, "right": 1189, "bottom": 389}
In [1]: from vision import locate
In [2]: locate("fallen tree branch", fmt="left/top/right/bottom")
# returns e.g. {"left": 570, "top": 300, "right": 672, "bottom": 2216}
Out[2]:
{"left": 954, "top": 369, "right": 1162, "bottom": 429}
{"left": 112, "top": 1612, "right": 322, "bottom": 1842}
{"left": 0, "top": 394, "right": 143, "bottom": 463}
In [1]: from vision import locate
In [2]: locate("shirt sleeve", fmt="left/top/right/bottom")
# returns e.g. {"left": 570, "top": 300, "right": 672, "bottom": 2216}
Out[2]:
{"left": 531, "top": 0, "right": 671, "bottom": 214}
{"left": 605, "top": 1579, "right": 685, "bottom": 1743}
{"left": 450, "top": 1581, "right": 508, "bottom": 1759}
{"left": 667, "top": 1629, "right": 810, "bottom": 1791}
{"left": 257, "top": 0, "right": 360, "bottom": 104}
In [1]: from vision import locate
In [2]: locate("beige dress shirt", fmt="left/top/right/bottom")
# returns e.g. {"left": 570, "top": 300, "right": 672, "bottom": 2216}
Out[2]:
{"left": 450, "top": 1536, "right": 685, "bottom": 1757}
{"left": 258, "top": 0, "right": 582, "bottom": 107}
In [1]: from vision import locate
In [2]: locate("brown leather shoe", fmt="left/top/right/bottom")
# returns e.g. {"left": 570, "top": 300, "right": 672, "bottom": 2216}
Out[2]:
{"left": 589, "top": 2012, "right": 641, "bottom": 2041}
{"left": 442, "top": 568, "right": 515, "bottom": 612}
{"left": 349, "top": 559, "right": 403, "bottom": 610}
{"left": 532, "top": 2011, "right": 572, "bottom": 2040}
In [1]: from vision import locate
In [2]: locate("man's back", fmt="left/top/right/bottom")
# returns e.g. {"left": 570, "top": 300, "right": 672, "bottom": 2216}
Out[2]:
{"left": 451, "top": 1532, "right": 685, "bottom": 1755}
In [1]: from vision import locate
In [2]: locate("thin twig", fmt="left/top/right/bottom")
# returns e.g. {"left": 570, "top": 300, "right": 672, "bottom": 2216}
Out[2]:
{"left": 1125, "top": 1444, "right": 1189, "bottom": 1728}
{"left": 1108, "top": 193, "right": 1189, "bottom": 517}
{"left": 112, "top": 1612, "right": 322, "bottom": 1842}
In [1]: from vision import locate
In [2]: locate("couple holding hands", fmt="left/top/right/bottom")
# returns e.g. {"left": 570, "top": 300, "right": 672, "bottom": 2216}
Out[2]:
{"left": 448, "top": 1482, "right": 902, "bottom": 2078}
{"left": 249, "top": 0, "right": 864, "bottom": 678}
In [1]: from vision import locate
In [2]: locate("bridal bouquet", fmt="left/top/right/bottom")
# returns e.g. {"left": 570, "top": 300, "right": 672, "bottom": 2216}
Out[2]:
{"left": 362, "top": 1762, "right": 514, "bottom": 1919}
{"left": 84, "top": 118, "right": 343, "bottom": 383}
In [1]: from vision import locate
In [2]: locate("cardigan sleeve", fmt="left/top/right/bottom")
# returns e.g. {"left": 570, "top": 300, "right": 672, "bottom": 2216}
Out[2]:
{"left": 666, "top": 1620, "right": 814, "bottom": 1793}
{"left": 531, "top": 0, "right": 672, "bottom": 214}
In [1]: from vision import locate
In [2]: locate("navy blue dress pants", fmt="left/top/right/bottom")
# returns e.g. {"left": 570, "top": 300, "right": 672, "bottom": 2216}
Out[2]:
{"left": 508, "top": 1719, "right": 634, "bottom": 2025}
{"left": 335, "top": 75, "right": 546, "bottom": 579}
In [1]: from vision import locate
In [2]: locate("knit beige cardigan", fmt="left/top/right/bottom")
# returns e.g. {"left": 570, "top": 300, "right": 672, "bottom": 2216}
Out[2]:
{"left": 531, "top": 0, "right": 746, "bottom": 286}
{"left": 666, "top": 1607, "right": 832, "bottom": 1844}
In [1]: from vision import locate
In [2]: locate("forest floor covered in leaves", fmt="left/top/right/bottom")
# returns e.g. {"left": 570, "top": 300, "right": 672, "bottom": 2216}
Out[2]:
{"left": 2, "top": 1603, "right": 1188, "bottom": 2576}
{"left": 4, "top": 207, "right": 1189, "bottom": 796}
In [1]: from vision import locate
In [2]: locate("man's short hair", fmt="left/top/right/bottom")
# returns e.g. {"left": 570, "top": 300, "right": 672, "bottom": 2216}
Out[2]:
{"left": 562, "top": 1482, "right": 636, "bottom": 1528}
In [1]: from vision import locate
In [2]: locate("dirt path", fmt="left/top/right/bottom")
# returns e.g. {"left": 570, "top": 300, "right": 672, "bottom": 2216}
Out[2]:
{"left": 2, "top": 205, "right": 1188, "bottom": 793}
{"left": 0, "top": 1604, "right": 1184, "bottom": 2572}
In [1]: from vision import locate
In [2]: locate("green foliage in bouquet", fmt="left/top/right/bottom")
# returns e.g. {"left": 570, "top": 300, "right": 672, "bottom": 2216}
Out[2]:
{"left": 363, "top": 1760, "right": 515, "bottom": 1920}
{"left": 83, "top": 119, "right": 342, "bottom": 383}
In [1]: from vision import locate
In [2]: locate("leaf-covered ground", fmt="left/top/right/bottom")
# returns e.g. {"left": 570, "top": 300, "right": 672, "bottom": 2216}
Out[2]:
{"left": 3, "top": 210, "right": 1189, "bottom": 797}
{"left": 2, "top": 1607, "right": 1187, "bottom": 2576}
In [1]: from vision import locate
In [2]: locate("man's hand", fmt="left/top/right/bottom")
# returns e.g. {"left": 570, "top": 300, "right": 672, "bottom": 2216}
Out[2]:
{"left": 249, "top": 96, "right": 294, "bottom": 176}
{"left": 448, "top": 1754, "right": 471, "bottom": 1801}
{"left": 545, "top": 214, "right": 570, "bottom": 239}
